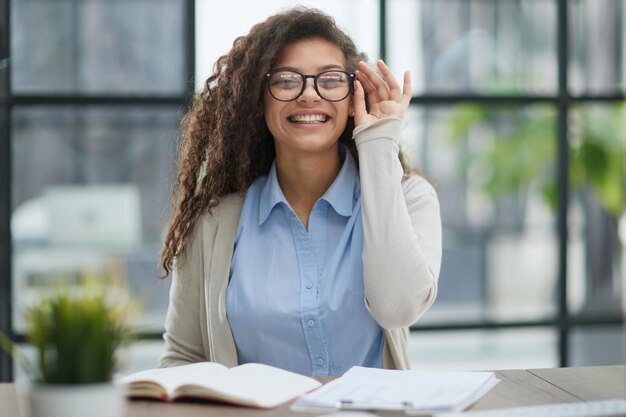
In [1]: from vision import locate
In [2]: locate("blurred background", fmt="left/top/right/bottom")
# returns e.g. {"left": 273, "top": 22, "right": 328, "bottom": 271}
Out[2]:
{"left": 1, "top": 0, "right": 624, "bottom": 380}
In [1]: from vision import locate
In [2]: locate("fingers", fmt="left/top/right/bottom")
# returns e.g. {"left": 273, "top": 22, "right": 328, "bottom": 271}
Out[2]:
{"left": 356, "top": 60, "right": 409, "bottom": 103}
{"left": 376, "top": 60, "right": 402, "bottom": 100}
{"left": 355, "top": 70, "right": 377, "bottom": 94}
{"left": 357, "top": 60, "right": 390, "bottom": 101}
{"left": 355, "top": 68, "right": 380, "bottom": 111}
{"left": 352, "top": 60, "right": 412, "bottom": 123}
{"left": 402, "top": 70, "right": 412, "bottom": 108}
{"left": 352, "top": 79, "right": 368, "bottom": 122}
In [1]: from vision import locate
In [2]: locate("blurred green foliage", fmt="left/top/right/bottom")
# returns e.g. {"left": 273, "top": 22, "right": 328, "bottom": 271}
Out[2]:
{"left": 449, "top": 103, "right": 625, "bottom": 215}
{"left": 1, "top": 274, "right": 134, "bottom": 384}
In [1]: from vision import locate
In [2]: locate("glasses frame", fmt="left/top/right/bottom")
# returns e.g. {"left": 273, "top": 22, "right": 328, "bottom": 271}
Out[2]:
{"left": 265, "top": 69, "right": 356, "bottom": 102}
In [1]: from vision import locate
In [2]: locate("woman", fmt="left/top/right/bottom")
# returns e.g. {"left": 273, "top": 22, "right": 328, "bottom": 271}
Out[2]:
{"left": 159, "top": 7, "right": 441, "bottom": 376}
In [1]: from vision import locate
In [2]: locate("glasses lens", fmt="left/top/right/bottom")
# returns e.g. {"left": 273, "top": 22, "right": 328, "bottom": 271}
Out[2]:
{"left": 316, "top": 71, "right": 350, "bottom": 101}
{"left": 268, "top": 71, "right": 303, "bottom": 101}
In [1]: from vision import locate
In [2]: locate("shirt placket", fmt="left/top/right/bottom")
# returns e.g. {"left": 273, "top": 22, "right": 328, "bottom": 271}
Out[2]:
{"left": 287, "top": 205, "right": 329, "bottom": 376}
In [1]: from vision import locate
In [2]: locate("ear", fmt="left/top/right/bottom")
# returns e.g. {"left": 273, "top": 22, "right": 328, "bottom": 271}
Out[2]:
{"left": 348, "top": 97, "right": 355, "bottom": 118}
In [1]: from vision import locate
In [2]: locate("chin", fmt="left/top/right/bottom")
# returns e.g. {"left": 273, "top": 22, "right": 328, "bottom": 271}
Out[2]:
{"left": 279, "top": 136, "right": 340, "bottom": 156}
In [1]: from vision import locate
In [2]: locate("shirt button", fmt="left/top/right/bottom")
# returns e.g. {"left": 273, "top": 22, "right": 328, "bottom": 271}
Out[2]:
{"left": 316, "top": 358, "right": 324, "bottom": 366}
{"left": 307, "top": 319, "right": 315, "bottom": 327}
{"left": 305, "top": 281, "right": 313, "bottom": 289}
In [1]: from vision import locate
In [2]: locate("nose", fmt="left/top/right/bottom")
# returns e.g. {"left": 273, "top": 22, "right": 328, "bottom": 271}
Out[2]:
{"left": 298, "top": 78, "right": 321, "bottom": 102}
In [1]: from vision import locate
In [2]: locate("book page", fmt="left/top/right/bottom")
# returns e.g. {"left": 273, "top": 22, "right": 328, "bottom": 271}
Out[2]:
{"left": 118, "top": 362, "right": 228, "bottom": 397}
{"left": 119, "top": 362, "right": 322, "bottom": 408}
{"left": 187, "top": 363, "right": 321, "bottom": 408}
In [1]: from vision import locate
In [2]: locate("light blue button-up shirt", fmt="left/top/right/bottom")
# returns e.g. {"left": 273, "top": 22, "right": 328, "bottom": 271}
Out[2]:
{"left": 226, "top": 149, "right": 383, "bottom": 376}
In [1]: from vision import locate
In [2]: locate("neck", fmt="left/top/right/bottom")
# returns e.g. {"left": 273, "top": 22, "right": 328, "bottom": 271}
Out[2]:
{"left": 274, "top": 146, "right": 342, "bottom": 228}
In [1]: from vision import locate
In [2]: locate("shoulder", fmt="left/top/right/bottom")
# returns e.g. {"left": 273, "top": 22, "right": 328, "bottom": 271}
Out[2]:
{"left": 192, "top": 193, "right": 245, "bottom": 239}
{"left": 180, "top": 193, "right": 244, "bottom": 265}
{"left": 198, "top": 193, "right": 244, "bottom": 223}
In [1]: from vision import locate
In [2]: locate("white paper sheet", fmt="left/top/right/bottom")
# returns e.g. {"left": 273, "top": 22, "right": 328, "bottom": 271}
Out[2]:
{"left": 291, "top": 366, "right": 499, "bottom": 414}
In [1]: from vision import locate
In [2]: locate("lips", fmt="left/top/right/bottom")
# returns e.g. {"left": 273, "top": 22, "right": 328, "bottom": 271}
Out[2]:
{"left": 288, "top": 114, "right": 328, "bottom": 124}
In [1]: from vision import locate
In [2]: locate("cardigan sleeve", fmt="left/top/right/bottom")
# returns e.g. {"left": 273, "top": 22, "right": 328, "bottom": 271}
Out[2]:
{"left": 354, "top": 117, "right": 442, "bottom": 329}
{"left": 159, "top": 219, "right": 209, "bottom": 367}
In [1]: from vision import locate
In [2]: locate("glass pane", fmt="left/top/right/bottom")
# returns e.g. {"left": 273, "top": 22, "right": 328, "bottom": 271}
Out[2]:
{"left": 403, "top": 104, "right": 559, "bottom": 324}
{"left": 568, "top": 104, "right": 626, "bottom": 317}
{"left": 388, "top": 0, "right": 557, "bottom": 95}
{"left": 11, "top": 0, "right": 186, "bottom": 95}
{"left": 409, "top": 328, "right": 557, "bottom": 371}
{"left": 570, "top": 0, "right": 625, "bottom": 94}
{"left": 195, "top": 0, "right": 379, "bottom": 90}
{"left": 118, "top": 340, "right": 165, "bottom": 375}
{"left": 11, "top": 106, "right": 179, "bottom": 332}
{"left": 570, "top": 326, "right": 626, "bottom": 366}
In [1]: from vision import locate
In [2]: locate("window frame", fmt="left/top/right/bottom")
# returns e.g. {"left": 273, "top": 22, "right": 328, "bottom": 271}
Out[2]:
{"left": 1, "top": 0, "right": 624, "bottom": 381}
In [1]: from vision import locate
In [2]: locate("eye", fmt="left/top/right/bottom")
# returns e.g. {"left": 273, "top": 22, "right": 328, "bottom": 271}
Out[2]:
{"left": 270, "top": 73, "right": 301, "bottom": 90}
{"left": 318, "top": 72, "right": 347, "bottom": 89}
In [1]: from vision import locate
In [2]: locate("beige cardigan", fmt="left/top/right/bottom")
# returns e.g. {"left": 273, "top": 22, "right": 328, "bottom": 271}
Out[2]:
{"left": 160, "top": 117, "right": 442, "bottom": 371}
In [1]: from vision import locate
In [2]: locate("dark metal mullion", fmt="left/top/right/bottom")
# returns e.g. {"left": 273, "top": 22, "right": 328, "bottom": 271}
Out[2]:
{"left": 6, "top": 313, "right": 622, "bottom": 343}
{"left": 556, "top": 0, "right": 570, "bottom": 368}
{"left": 410, "top": 316, "right": 624, "bottom": 333}
{"left": 8, "top": 93, "right": 623, "bottom": 107}
{"left": 412, "top": 94, "right": 625, "bottom": 105}
{"left": 185, "top": 0, "right": 195, "bottom": 101}
{"left": 0, "top": 0, "right": 12, "bottom": 383}
{"left": 0, "top": 109, "right": 11, "bottom": 383}
{"left": 379, "top": 0, "right": 386, "bottom": 61}
{"left": 9, "top": 96, "right": 186, "bottom": 106}
{"left": 570, "top": 94, "right": 626, "bottom": 101}
{"left": 410, "top": 95, "right": 557, "bottom": 105}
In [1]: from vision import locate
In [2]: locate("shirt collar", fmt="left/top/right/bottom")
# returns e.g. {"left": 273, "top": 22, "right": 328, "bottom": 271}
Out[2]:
{"left": 320, "top": 146, "right": 358, "bottom": 218}
{"left": 258, "top": 161, "right": 288, "bottom": 225}
{"left": 258, "top": 146, "right": 359, "bottom": 225}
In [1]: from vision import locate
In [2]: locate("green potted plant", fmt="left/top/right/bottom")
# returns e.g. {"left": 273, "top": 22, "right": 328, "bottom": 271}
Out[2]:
{"left": 1, "top": 275, "right": 133, "bottom": 417}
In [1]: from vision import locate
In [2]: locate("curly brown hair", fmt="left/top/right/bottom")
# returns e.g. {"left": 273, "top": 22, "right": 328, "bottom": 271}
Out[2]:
{"left": 160, "top": 7, "right": 413, "bottom": 277}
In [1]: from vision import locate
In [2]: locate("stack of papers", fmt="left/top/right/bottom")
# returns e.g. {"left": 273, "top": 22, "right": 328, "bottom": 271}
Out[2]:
{"left": 292, "top": 366, "right": 499, "bottom": 414}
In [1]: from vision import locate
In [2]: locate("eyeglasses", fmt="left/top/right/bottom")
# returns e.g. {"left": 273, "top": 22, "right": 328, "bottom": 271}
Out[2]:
{"left": 265, "top": 70, "right": 355, "bottom": 102}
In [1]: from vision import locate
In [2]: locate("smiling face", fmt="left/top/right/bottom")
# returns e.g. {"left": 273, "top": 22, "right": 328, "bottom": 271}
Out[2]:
{"left": 263, "top": 38, "right": 353, "bottom": 161}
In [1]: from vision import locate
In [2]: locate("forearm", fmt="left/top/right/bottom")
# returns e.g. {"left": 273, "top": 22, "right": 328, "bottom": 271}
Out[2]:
{"left": 355, "top": 117, "right": 442, "bottom": 329}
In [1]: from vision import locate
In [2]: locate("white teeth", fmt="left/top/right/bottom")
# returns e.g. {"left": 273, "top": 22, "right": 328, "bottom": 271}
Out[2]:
{"left": 289, "top": 114, "right": 327, "bottom": 123}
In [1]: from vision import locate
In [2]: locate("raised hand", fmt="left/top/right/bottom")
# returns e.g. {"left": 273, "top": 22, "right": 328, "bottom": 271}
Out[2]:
{"left": 353, "top": 59, "right": 411, "bottom": 128}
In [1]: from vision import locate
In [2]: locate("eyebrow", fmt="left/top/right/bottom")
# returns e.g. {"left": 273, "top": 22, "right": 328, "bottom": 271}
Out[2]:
{"left": 271, "top": 64, "right": 345, "bottom": 72}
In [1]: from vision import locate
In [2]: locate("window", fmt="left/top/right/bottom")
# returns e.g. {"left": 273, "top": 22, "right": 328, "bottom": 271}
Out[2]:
{"left": 1, "top": 0, "right": 192, "bottom": 380}
{"left": 2, "top": 0, "right": 624, "bottom": 380}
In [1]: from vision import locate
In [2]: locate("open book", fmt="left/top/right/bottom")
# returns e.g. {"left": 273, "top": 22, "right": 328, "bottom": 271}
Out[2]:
{"left": 291, "top": 366, "right": 499, "bottom": 414}
{"left": 117, "top": 362, "right": 322, "bottom": 409}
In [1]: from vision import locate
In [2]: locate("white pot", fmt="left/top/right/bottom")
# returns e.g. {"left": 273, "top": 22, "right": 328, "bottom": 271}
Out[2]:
{"left": 17, "top": 380, "right": 126, "bottom": 417}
